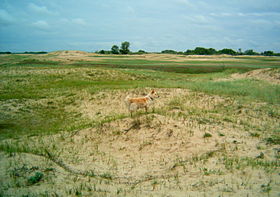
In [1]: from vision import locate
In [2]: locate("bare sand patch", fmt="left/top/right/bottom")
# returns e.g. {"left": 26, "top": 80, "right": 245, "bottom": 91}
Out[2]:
{"left": 49, "top": 50, "right": 89, "bottom": 56}
{"left": 1, "top": 88, "right": 279, "bottom": 196}
{"left": 232, "top": 68, "right": 280, "bottom": 84}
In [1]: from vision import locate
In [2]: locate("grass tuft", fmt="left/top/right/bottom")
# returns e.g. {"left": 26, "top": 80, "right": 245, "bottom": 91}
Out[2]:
{"left": 203, "top": 133, "right": 212, "bottom": 138}
{"left": 27, "top": 172, "right": 44, "bottom": 185}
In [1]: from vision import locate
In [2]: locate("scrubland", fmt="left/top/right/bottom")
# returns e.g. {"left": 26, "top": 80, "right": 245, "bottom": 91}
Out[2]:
{"left": 0, "top": 51, "right": 279, "bottom": 196}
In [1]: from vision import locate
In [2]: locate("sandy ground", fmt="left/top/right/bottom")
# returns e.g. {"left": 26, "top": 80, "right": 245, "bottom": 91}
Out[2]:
{"left": 33, "top": 50, "right": 252, "bottom": 63}
{"left": 1, "top": 88, "right": 279, "bottom": 196}
{"left": 232, "top": 68, "right": 280, "bottom": 84}
{"left": 214, "top": 68, "right": 280, "bottom": 85}
{"left": 0, "top": 52, "right": 279, "bottom": 196}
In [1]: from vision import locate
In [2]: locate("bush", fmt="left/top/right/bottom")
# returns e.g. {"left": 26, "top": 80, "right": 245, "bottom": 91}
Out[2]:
{"left": 203, "top": 133, "right": 212, "bottom": 138}
{"left": 27, "top": 172, "right": 43, "bottom": 185}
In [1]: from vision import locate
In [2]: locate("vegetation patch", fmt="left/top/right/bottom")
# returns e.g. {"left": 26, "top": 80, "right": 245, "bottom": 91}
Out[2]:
{"left": 27, "top": 172, "right": 44, "bottom": 185}
{"left": 0, "top": 53, "right": 279, "bottom": 196}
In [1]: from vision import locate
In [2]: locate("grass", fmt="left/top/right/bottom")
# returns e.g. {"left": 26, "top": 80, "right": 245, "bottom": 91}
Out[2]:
{"left": 185, "top": 79, "right": 280, "bottom": 104}
{"left": 75, "top": 61, "right": 258, "bottom": 74}
{"left": 0, "top": 60, "right": 279, "bottom": 139}
{"left": 71, "top": 54, "right": 280, "bottom": 74}
{"left": 203, "top": 133, "right": 212, "bottom": 138}
{"left": 18, "top": 59, "right": 60, "bottom": 65}
{"left": 27, "top": 172, "right": 44, "bottom": 185}
{"left": 265, "top": 135, "right": 280, "bottom": 145}
{"left": 0, "top": 53, "right": 279, "bottom": 196}
{"left": 222, "top": 156, "right": 280, "bottom": 172}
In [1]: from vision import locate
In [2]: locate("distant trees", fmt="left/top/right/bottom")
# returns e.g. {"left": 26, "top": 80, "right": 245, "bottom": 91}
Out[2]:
{"left": 95, "top": 43, "right": 280, "bottom": 56}
{"left": 161, "top": 50, "right": 177, "bottom": 54}
{"left": 111, "top": 45, "right": 120, "bottom": 54}
{"left": 262, "top": 51, "right": 274, "bottom": 56}
{"left": 243, "top": 49, "right": 258, "bottom": 55}
{"left": 136, "top": 50, "right": 147, "bottom": 54}
{"left": 192, "top": 47, "right": 217, "bottom": 55}
{"left": 206, "top": 48, "right": 217, "bottom": 55}
{"left": 218, "top": 48, "right": 237, "bottom": 55}
{"left": 160, "top": 47, "right": 280, "bottom": 56}
{"left": 98, "top": 50, "right": 111, "bottom": 54}
{"left": 0, "top": 51, "right": 47, "bottom": 54}
{"left": 24, "top": 51, "right": 48, "bottom": 54}
{"left": 119, "top": 41, "right": 130, "bottom": 54}
{"left": 96, "top": 41, "right": 131, "bottom": 55}
{"left": 194, "top": 47, "right": 211, "bottom": 55}
{"left": 183, "top": 47, "right": 237, "bottom": 55}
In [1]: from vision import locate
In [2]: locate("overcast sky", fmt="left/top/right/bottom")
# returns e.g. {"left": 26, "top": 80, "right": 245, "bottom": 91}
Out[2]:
{"left": 1, "top": 0, "right": 280, "bottom": 52}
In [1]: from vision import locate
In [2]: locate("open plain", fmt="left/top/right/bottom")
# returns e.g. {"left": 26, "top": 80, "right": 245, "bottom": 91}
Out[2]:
{"left": 0, "top": 51, "right": 279, "bottom": 196}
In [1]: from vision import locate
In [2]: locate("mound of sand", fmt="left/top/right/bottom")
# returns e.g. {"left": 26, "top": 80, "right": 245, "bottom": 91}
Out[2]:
{"left": 49, "top": 50, "right": 88, "bottom": 56}
{"left": 1, "top": 88, "right": 279, "bottom": 196}
{"left": 232, "top": 68, "right": 280, "bottom": 84}
{"left": 59, "top": 89, "right": 245, "bottom": 180}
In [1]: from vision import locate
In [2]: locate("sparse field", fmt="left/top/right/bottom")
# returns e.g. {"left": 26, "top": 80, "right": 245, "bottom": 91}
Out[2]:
{"left": 0, "top": 51, "right": 280, "bottom": 196}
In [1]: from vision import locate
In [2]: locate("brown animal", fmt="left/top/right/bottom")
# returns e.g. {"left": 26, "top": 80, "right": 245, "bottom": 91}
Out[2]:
{"left": 124, "top": 90, "right": 158, "bottom": 116}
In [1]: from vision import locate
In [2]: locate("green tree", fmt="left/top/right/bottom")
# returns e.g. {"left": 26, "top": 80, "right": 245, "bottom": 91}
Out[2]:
{"left": 193, "top": 47, "right": 210, "bottom": 55}
{"left": 185, "top": 47, "right": 217, "bottom": 55}
{"left": 99, "top": 50, "right": 105, "bottom": 54}
{"left": 98, "top": 50, "right": 111, "bottom": 54}
{"left": 207, "top": 48, "right": 217, "bottom": 55}
{"left": 137, "top": 50, "right": 146, "bottom": 54}
{"left": 120, "top": 41, "right": 130, "bottom": 54}
{"left": 244, "top": 49, "right": 258, "bottom": 55}
{"left": 263, "top": 51, "right": 274, "bottom": 56}
{"left": 218, "top": 48, "right": 237, "bottom": 55}
{"left": 111, "top": 45, "right": 120, "bottom": 54}
{"left": 238, "top": 48, "right": 242, "bottom": 55}
{"left": 161, "top": 50, "right": 177, "bottom": 54}
{"left": 184, "top": 49, "right": 194, "bottom": 55}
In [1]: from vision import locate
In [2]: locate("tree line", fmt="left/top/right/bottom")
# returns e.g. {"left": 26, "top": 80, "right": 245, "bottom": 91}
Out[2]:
{"left": 161, "top": 47, "right": 279, "bottom": 56}
{"left": 0, "top": 51, "right": 48, "bottom": 54}
{"left": 96, "top": 42, "right": 280, "bottom": 56}
{"left": 97, "top": 41, "right": 147, "bottom": 55}
{"left": 1, "top": 42, "right": 279, "bottom": 56}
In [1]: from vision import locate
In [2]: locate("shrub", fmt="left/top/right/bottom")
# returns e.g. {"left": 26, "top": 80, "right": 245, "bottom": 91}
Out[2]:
{"left": 27, "top": 172, "right": 43, "bottom": 185}
{"left": 203, "top": 133, "right": 212, "bottom": 138}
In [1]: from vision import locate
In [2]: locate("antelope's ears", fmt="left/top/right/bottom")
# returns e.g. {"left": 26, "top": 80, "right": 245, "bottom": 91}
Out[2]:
{"left": 151, "top": 89, "right": 155, "bottom": 94}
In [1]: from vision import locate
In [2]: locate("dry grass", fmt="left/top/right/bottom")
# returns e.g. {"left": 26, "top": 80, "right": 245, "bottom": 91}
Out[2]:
{"left": 232, "top": 68, "right": 280, "bottom": 84}
{"left": 1, "top": 88, "right": 279, "bottom": 196}
{"left": 0, "top": 53, "right": 279, "bottom": 196}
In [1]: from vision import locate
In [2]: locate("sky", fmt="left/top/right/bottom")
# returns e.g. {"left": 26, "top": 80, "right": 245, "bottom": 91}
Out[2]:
{"left": 0, "top": 0, "right": 280, "bottom": 52}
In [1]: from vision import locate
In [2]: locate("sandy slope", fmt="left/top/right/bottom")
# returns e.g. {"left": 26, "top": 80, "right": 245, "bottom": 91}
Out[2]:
{"left": 1, "top": 88, "right": 279, "bottom": 196}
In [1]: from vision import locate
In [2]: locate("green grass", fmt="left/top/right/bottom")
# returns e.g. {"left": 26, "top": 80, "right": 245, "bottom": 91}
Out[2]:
{"left": 222, "top": 156, "right": 280, "bottom": 171}
{"left": 0, "top": 54, "right": 279, "bottom": 140}
{"left": 0, "top": 99, "right": 83, "bottom": 139}
{"left": 27, "top": 172, "right": 44, "bottom": 185}
{"left": 185, "top": 79, "right": 280, "bottom": 104}
{"left": 18, "top": 59, "right": 60, "bottom": 65}
{"left": 73, "top": 57, "right": 280, "bottom": 74}
{"left": 203, "top": 133, "right": 212, "bottom": 138}
{"left": 0, "top": 54, "right": 279, "bottom": 197}
{"left": 90, "top": 55, "right": 135, "bottom": 58}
